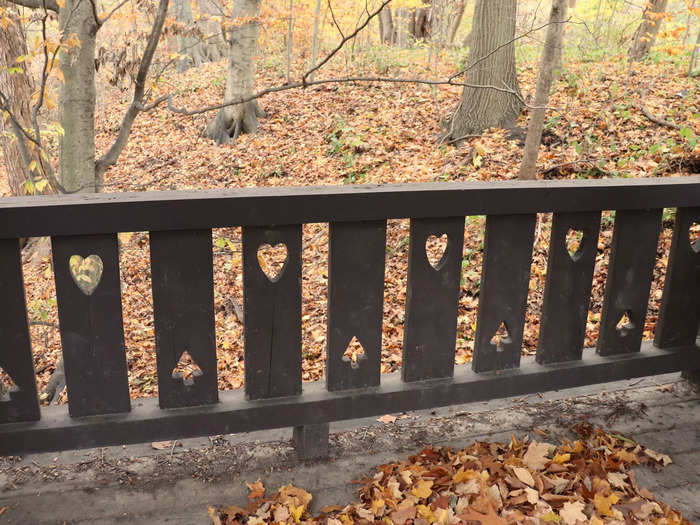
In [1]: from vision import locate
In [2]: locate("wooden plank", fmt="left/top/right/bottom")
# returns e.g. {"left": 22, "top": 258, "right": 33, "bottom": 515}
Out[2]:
{"left": 402, "top": 217, "right": 464, "bottom": 382}
{"left": 0, "top": 342, "right": 696, "bottom": 455}
{"left": 150, "top": 230, "right": 218, "bottom": 409}
{"left": 597, "top": 209, "right": 662, "bottom": 356}
{"left": 326, "top": 221, "right": 386, "bottom": 391}
{"left": 242, "top": 225, "right": 302, "bottom": 400}
{"left": 51, "top": 234, "right": 131, "bottom": 417}
{"left": 0, "top": 239, "right": 40, "bottom": 423}
{"left": 0, "top": 177, "right": 699, "bottom": 238}
{"left": 537, "top": 212, "right": 601, "bottom": 364}
{"left": 654, "top": 207, "right": 700, "bottom": 348}
{"left": 473, "top": 214, "right": 537, "bottom": 373}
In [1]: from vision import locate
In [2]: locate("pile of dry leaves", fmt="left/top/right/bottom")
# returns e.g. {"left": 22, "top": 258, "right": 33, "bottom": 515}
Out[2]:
{"left": 209, "top": 424, "right": 688, "bottom": 525}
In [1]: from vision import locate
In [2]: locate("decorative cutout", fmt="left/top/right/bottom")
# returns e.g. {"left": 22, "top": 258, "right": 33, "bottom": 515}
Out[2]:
{"left": 690, "top": 221, "right": 699, "bottom": 253}
{"left": 342, "top": 336, "right": 366, "bottom": 369}
{"left": 565, "top": 228, "right": 584, "bottom": 261}
{"left": 171, "top": 351, "right": 202, "bottom": 386}
{"left": 257, "top": 243, "right": 288, "bottom": 282}
{"left": 69, "top": 254, "right": 104, "bottom": 296}
{"left": 490, "top": 322, "right": 512, "bottom": 353}
{"left": 0, "top": 366, "right": 18, "bottom": 403}
{"left": 425, "top": 234, "right": 449, "bottom": 270}
{"left": 615, "top": 311, "right": 635, "bottom": 337}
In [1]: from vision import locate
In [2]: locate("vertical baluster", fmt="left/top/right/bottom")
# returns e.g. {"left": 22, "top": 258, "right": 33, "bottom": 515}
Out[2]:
{"left": 473, "top": 214, "right": 537, "bottom": 373}
{"left": 655, "top": 207, "right": 700, "bottom": 348}
{"left": 326, "top": 221, "right": 386, "bottom": 391}
{"left": 0, "top": 238, "right": 40, "bottom": 423}
{"left": 52, "top": 234, "right": 130, "bottom": 417}
{"left": 597, "top": 209, "right": 662, "bottom": 356}
{"left": 537, "top": 212, "right": 601, "bottom": 364}
{"left": 242, "top": 225, "right": 302, "bottom": 400}
{"left": 402, "top": 217, "right": 464, "bottom": 382}
{"left": 150, "top": 230, "right": 218, "bottom": 408}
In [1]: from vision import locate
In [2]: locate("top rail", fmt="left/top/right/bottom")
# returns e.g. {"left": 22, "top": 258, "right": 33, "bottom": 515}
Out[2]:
{"left": 0, "top": 176, "right": 699, "bottom": 238}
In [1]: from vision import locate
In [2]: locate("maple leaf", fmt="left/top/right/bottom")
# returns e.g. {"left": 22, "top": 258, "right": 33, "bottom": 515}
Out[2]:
{"left": 458, "top": 502, "right": 508, "bottom": 525}
{"left": 246, "top": 480, "right": 265, "bottom": 500}
{"left": 644, "top": 448, "right": 672, "bottom": 466}
{"left": 559, "top": 501, "right": 586, "bottom": 525}
{"left": 593, "top": 492, "right": 620, "bottom": 517}
{"left": 411, "top": 479, "right": 433, "bottom": 499}
{"left": 512, "top": 467, "right": 535, "bottom": 487}
{"left": 523, "top": 441, "right": 552, "bottom": 471}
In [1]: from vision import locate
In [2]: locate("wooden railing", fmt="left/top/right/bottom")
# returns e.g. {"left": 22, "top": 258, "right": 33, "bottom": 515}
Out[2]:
{"left": 0, "top": 177, "right": 699, "bottom": 457}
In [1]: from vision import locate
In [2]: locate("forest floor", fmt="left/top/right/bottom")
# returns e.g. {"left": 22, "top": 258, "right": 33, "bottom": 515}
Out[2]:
{"left": 1, "top": 52, "right": 698, "bottom": 401}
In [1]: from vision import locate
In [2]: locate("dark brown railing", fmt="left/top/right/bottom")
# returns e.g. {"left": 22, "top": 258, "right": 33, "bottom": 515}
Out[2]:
{"left": 0, "top": 177, "right": 699, "bottom": 457}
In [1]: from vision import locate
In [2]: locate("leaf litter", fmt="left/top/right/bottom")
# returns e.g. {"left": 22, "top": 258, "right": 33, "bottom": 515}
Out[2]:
{"left": 208, "top": 424, "right": 689, "bottom": 525}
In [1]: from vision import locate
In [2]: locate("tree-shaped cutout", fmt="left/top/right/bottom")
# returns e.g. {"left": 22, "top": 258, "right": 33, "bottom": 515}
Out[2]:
{"left": 343, "top": 336, "right": 366, "bottom": 369}
{"left": 69, "top": 254, "right": 104, "bottom": 295}
{"left": 615, "top": 311, "right": 635, "bottom": 337}
{"left": 565, "top": 228, "right": 584, "bottom": 261}
{"left": 0, "top": 366, "right": 18, "bottom": 403}
{"left": 425, "top": 234, "right": 448, "bottom": 270}
{"left": 690, "top": 221, "right": 699, "bottom": 253}
{"left": 257, "top": 243, "right": 288, "bottom": 282}
{"left": 490, "top": 322, "right": 512, "bottom": 353}
{"left": 171, "top": 351, "right": 202, "bottom": 386}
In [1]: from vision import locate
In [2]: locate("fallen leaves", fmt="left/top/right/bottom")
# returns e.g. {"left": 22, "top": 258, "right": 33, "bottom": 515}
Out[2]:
{"left": 209, "top": 424, "right": 690, "bottom": 524}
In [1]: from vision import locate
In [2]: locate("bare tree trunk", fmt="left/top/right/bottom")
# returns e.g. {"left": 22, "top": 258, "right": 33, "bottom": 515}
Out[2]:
{"left": 447, "top": 0, "right": 467, "bottom": 45}
{"left": 204, "top": 0, "right": 263, "bottom": 145}
{"left": 378, "top": 7, "right": 394, "bottom": 44}
{"left": 309, "top": 0, "right": 322, "bottom": 82}
{"left": 174, "top": 0, "right": 206, "bottom": 72}
{"left": 690, "top": 29, "right": 700, "bottom": 76}
{"left": 395, "top": 8, "right": 411, "bottom": 47}
{"left": 0, "top": 1, "right": 44, "bottom": 196}
{"left": 629, "top": 0, "right": 668, "bottom": 61}
{"left": 519, "top": 0, "right": 568, "bottom": 180}
{"left": 444, "top": 0, "right": 522, "bottom": 143}
{"left": 59, "top": 0, "right": 98, "bottom": 192}
{"left": 198, "top": 0, "right": 227, "bottom": 61}
{"left": 286, "top": 0, "right": 293, "bottom": 84}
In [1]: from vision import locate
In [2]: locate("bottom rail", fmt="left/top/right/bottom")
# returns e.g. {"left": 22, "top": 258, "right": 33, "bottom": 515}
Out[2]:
{"left": 1, "top": 342, "right": 698, "bottom": 455}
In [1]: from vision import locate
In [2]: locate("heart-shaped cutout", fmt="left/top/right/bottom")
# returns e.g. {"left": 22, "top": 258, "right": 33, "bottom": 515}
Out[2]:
{"left": 69, "top": 254, "right": 104, "bottom": 296}
{"left": 690, "top": 221, "right": 699, "bottom": 253}
{"left": 257, "top": 243, "right": 288, "bottom": 282}
{"left": 490, "top": 321, "right": 511, "bottom": 353}
{"left": 0, "top": 366, "right": 18, "bottom": 403}
{"left": 343, "top": 336, "right": 366, "bottom": 369}
{"left": 565, "top": 228, "right": 585, "bottom": 261}
{"left": 425, "top": 234, "right": 448, "bottom": 270}
{"left": 615, "top": 311, "right": 635, "bottom": 337}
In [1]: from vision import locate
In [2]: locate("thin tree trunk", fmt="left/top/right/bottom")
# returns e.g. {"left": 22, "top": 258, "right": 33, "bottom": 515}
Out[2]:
{"left": 204, "top": 0, "right": 263, "bottom": 145}
{"left": 447, "top": 0, "right": 466, "bottom": 45}
{"left": 59, "top": 0, "right": 98, "bottom": 192}
{"left": 309, "top": 0, "right": 322, "bottom": 82}
{"left": 519, "top": 0, "right": 568, "bottom": 180}
{"left": 286, "top": 0, "right": 293, "bottom": 84}
{"left": 0, "top": 1, "right": 45, "bottom": 196}
{"left": 445, "top": 0, "right": 522, "bottom": 143}
{"left": 378, "top": 7, "right": 394, "bottom": 44}
{"left": 629, "top": 0, "right": 668, "bottom": 61}
{"left": 690, "top": 29, "right": 700, "bottom": 76}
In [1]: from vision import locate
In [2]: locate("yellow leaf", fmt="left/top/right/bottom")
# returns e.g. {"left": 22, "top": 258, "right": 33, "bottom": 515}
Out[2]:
{"left": 29, "top": 160, "right": 38, "bottom": 172}
{"left": 56, "top": 0, "right": 65, "bottom": 7}
{"left": 54, "top": 67, "right": 65, "bottom": 84}
{"left": 552, "top": 453, "right": 571, "bottom": 464}
{"left": 411, "top": 479, "right": 433, "bottom": 499}
{"left": 540, "top": 511, "right": 561, "bottom": 522}
{"left": 453, "top": 468, "right": 478, "bottom": 484}
{"left": 593, "top": 492, "right": 620, "bottom": 517}
{"left": 289, "top": 505, "right": 304, "bottom": 523}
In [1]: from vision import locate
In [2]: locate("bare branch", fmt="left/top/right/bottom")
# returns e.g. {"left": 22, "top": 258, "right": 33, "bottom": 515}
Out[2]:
{"left": 95, "top": 0, "right": 170, "bottom": 182}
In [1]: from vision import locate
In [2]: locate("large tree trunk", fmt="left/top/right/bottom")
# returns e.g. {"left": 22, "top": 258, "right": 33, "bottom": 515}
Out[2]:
{"left": 629, "top": 0, "right": 668, "bottom": 61}
{"left": 378, "top": 8, "right": 394, "bottom": 44}
{"left": 204, "top": 0, "right": 263, "bottom": 145}
{"left": 59, "top": 0, "right": 98, "bottom": 192}
{"left": 173, "top": 0, "right": 226, "bottom": 73}
{"left": 0, "top": 1, "right": 44, "bottom": 196}
{"left": 447, "top": 0, "right": 466, "bottom": 45}
{"left": 444, "top": 0, "right": 522, "bottom": 143}
{"left": 518, "top": 0, "right": 568, "bottom": 180}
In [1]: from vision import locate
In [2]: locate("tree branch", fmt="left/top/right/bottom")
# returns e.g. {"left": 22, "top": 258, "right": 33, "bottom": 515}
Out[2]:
{"left": 94, "top": 0, "right": 170, "bottom": 183}
{"left": 5, "top": 0, "right": 58, "bottom": 12}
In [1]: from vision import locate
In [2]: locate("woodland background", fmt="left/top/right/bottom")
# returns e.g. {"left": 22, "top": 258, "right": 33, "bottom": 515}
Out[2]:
{"left": 0, "top": 0, "right": 699, "bottom": 403}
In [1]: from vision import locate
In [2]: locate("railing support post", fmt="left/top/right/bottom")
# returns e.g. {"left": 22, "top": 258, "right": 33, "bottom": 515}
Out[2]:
{"left": 293, "top": 423, "right": 329, "bottom": 460}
